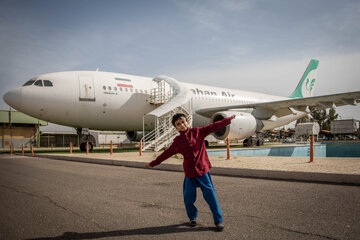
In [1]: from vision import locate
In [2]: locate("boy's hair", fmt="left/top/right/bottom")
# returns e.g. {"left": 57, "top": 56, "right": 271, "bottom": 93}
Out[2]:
{"left": 172, "top": 113, "right": 187, "bottom": 126}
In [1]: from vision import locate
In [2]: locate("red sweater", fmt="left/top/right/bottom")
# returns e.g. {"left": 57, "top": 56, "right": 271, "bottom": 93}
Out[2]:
{"left": 149, "top": 117, "right": 232, "bottom": 178}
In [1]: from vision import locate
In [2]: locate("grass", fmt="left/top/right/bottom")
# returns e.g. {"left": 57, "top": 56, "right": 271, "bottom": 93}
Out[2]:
{"left": 1, "top": 143, "right": 275, "bottom": 155}
{"left": 0, "top": 147, "right": 139, "bottom": 155}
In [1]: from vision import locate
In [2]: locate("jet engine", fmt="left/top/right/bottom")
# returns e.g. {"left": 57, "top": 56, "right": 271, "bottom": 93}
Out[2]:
{"left": 125, "top": 131, "right": 145, "bottom": 142}
{"left": 211, "top": 111, "right": 263, "bottom": 140}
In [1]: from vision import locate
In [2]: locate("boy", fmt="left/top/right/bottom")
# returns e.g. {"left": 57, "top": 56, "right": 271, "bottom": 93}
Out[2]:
{"left": 145, "top": 113, "right": 235, "bottom": 231}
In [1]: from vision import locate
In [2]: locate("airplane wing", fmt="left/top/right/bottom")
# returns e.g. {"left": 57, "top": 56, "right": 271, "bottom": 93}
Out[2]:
{"left": 196, "top": 91, "right": 360, "bottom": 118}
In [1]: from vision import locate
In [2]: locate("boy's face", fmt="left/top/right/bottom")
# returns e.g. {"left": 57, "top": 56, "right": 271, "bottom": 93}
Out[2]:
{"left": 174, "top": 117, "right": 189, "bottom": 132}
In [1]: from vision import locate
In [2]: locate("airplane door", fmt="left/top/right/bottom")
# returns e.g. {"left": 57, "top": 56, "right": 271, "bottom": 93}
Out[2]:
{"left": 79, "top": 75, "right": 96, "bottom": 101}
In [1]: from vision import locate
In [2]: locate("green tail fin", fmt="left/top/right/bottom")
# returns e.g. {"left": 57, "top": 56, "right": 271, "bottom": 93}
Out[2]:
{"left": 288, "top": 59, "right": 319, "bottom": 98}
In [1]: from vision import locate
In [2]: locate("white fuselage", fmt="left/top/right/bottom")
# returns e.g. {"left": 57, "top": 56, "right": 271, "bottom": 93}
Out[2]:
{"left": 4, "top": 71, "right": 303, "bottom": 131}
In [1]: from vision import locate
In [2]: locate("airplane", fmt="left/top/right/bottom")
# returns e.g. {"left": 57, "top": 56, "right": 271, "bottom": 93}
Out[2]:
{"left": 3, "top": 59, "right": 360, "bottom": 151}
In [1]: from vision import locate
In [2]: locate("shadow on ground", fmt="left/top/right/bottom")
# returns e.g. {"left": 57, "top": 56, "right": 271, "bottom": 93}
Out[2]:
{"left": 27, "top": 223, "right": 217, "bottom": 240}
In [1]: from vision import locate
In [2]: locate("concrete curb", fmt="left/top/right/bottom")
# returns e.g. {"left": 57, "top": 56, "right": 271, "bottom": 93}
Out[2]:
{"left": 36, "top": 154, "right": 360, "bottom": 185}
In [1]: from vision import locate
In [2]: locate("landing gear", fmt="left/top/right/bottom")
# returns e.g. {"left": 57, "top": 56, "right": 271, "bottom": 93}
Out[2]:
{"left": 243, "top": 134, "right": 264, "bottom": 147}
{"left": 76, "top": 127, "right": 95, "bottom": 152}
{"left": 80, "top": 142, "right": 93, "bottom": 152}
{"left": 243, "top": 138, "right": 254, "bottom": 147}
{"left": 256, "top": 139, "right": 264, "bottom": 146}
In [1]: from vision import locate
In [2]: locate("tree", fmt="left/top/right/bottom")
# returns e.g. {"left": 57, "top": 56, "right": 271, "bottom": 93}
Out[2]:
{"left": 324, "top": 108, "right": 339, "bottom": 130}
{"left": 311, "top": 109, "right": 327, "bottom": 129}
{"left": 311, "top": 108, "right": 339, "bottom": 130}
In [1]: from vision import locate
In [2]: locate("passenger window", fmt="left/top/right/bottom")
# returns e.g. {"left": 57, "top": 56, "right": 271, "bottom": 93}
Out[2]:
{"left": 130, "top": 89, "right": 133, "bottom": 92}
{"left": 23, "top": 79, "right": 35, "bottom": 86}
{"left": 145, "top": 90, "right": 148, "bottom": 94}
{"left": 103, "top": 86, "right": 106, "bottom": 90}
{"left": 140, "top": 90, "right": 143, "bottom": 93}
{"left": 34, "top": 80, "right": 43, "bottom": 87}
{"left": 114, "top": 87, "right": 117, "bottom": 91}
{"left": 125, "top": 88, "right": 128, "bottom": 92}
{"left": 108, "top": 86, "right": 111, "bottom": 90}
{"left": 43, "top": 80, "right": 53, "bottom": 87}
{"left": 120, "top": 87, "right": 123, "bottom": 91}
{"left": 135, "top": 89, "right": 138, "bottom": 93}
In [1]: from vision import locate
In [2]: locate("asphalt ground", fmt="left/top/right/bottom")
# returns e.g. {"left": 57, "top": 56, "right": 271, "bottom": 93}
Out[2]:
{"left": 1, "top": 155, "right": 360, "bottom": 240}
{"left": 28, "top": 150, "right": 360, "bottom": 184}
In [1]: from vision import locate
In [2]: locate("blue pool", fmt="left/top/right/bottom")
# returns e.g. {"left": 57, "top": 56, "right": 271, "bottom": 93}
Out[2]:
{"left": 207, "top": 141, "right": 360, "bottom": 158}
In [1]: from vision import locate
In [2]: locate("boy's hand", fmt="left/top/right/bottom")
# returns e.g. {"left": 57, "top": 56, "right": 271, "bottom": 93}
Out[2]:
{"left": 230, "top": 115, "right": 236, "bottom": 120}
{"left": 144, "top": 164, "right": 152, "bottom": 168}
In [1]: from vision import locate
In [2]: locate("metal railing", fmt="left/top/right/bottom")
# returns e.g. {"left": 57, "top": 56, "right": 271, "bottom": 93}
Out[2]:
{"left": 141, "top": 102, "right": 192, "bottom": 152}
{"left": 149, "top": 80, "right": 173, "bottom": 105}
{"left": 141, "top": 77, "right": 193, "bottom": 152}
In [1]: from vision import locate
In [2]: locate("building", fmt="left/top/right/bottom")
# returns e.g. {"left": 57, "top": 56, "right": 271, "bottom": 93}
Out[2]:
{"left": 0, "top": 110, "right": 48, "bottom": 148}
{"left": 40, "top": 130, "right": 80, "bottom": 148}
{"left": 1, "top": 110, "right": 139, "bottom": 149}
{"left": 39, "top": 130, "right": 131, "bottom": 148}
{"left": 331, "top": 119, "right": 359, "bottom": 140}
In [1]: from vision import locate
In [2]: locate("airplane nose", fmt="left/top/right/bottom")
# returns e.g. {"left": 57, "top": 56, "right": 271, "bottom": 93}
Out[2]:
{"left": 3, "top": 89, "right": 21, "bottom": 110}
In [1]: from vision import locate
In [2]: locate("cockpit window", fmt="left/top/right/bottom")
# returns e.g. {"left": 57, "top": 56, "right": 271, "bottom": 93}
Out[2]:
{"left": 23, "top": 79, "right": 35, "bottom": 86}
{"left": 34, "top": 80, "right": 43, "bottom": 86}
{"left": 43, "top": 80, "right": 53, "bottom": 87}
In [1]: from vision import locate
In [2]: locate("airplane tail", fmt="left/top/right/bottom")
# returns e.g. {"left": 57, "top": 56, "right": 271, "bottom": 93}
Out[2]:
{"left": 288, "top": 59, "right": 319, "bottom": 98}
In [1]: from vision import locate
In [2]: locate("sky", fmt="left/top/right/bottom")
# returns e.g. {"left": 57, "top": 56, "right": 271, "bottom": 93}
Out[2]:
{"left": 0, "top": 0, "right": 360, "bottom": 131}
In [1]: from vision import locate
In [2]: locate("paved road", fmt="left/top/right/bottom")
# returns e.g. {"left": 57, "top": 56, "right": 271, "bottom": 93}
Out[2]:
{"left": 0, "top": 155, "right": 359, "bottom": 240}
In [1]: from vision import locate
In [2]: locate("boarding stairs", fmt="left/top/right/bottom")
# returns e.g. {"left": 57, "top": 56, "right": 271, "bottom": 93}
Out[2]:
{"left": 149, "top": 79, "right": 173, "bottom": 106}
{"left": 141, "top": 76, "right": 193, "bottom": 152}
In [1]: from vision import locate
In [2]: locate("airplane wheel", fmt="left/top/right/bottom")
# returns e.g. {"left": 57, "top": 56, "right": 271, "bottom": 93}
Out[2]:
{"left": 256, "top": 139, "right": 264, "bottom": 146}
{"left": 80, "top": 142, "right": 86, "bottom": 151}
{"left": 80, "top": 142, "right": 93, "bottom": 152}
{"left": 88, "top": 142, "right": 93, "bottom": 151}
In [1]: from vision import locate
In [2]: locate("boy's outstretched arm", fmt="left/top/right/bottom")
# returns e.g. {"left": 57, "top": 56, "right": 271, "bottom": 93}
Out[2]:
{"left": 199, "top": 114, "right": 236, "bottom": 137}
{"left": 144, "top": 143, "right": 178, "bottom": 168}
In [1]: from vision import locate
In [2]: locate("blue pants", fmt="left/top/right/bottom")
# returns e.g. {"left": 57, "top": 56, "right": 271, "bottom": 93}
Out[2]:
{"left": 183, "top": 172, "right": 223, "bottom": 224}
